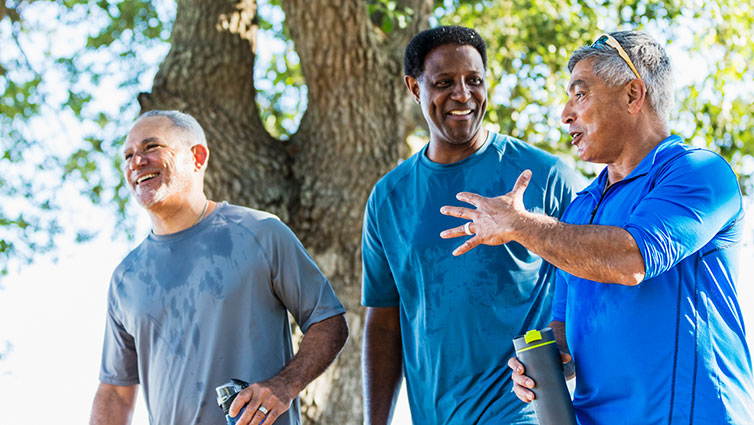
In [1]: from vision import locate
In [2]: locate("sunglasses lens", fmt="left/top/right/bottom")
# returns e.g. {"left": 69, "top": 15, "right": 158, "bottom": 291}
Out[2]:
{"left": 591, "top": 35, "right": 608, "bottom": 48}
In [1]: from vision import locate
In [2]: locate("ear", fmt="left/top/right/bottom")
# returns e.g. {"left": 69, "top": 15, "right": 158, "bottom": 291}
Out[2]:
{"left": 191, "top": 144, "right": 210, "bottom": 171}
{"left": 404, "top": 75, "right": 421, "bottom": 104}
{"left": 626, "top": 79, "right": 647, "bottom": 114}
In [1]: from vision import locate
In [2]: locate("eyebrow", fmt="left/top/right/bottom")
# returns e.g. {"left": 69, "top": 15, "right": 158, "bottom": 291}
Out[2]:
{"left": 567, "top": 79, "right": 588, "bottom": 93}
{"left": 122, "top": 136, "right": 162, "bottom": 155}
{"left": 429, "top": 70, "right": 483, "bottom": 79}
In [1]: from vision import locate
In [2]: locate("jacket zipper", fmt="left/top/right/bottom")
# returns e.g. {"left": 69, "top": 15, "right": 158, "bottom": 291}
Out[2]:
{"left": 589, "top": 183, "right": 616, "bottom": 224}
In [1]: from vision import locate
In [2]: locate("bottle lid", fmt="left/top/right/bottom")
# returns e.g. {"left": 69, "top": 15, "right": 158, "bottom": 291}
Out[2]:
{"left": 513, "top": 327, "right": 557, "bottom": 353}
{"left": 524, "top": 329, "right": 542, "bottom": 344}
{"left": 216, "top": 378, "right": 250, "bottom": 414}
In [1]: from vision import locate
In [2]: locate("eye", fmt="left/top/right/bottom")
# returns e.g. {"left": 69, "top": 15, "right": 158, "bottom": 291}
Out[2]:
{"left": 434, "top": 80, "right": 451, "bottom": 88}
{"left": 468, "top": 76, "right": 483, "bottom": 85}
{"left": 124, "top": 152, "right": 133, "bottom": 160}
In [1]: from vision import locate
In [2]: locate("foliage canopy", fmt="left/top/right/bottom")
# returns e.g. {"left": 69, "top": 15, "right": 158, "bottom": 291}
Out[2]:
{"left": 1, "top": 0, "right": 752, "bottom": 275}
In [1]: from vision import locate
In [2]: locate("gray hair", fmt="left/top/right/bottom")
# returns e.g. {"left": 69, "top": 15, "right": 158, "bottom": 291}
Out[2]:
{"left": 568, "top": 31, "right": 674, "bottom": 121}
{"left": 137, "top": 110, "right": 207, "bottom": 147}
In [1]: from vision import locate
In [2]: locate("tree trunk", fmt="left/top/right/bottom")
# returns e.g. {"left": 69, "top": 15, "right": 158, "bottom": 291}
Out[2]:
{"left": 139, "top": 0, "right": 431, "bottom": 423}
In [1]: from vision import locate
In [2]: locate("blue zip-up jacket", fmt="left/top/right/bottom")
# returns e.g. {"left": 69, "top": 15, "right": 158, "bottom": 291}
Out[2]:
{"left": 553, "top": 135, "right": 754, "bottom": 424}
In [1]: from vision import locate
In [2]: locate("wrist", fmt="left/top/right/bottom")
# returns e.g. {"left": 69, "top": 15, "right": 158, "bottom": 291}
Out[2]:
{"left": 509, "top": 207, "right": 536, "bottom": 241}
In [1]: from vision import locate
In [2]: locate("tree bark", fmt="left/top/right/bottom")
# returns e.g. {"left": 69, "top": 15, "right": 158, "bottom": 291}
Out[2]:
{"left": 139, "top": 0, "right": 431, "bottom": 423}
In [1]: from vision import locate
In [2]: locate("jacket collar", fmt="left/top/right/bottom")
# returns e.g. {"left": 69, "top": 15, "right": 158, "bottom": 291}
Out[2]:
{"left": 577, "top": 134, "right": 683, "bottom": 199}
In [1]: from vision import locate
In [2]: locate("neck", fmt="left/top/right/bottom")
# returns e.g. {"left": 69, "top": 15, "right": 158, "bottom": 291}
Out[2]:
{"left": 148, "top": 194, "right": 214, "bottom": 235}
{"left": 606, "top": 118, "right": 669, "bottom": 184}
{"left": 426, "top": 129, "right": 488, "bottom": 164}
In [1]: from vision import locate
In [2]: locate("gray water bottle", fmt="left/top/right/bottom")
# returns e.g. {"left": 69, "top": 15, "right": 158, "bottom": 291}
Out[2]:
{"left": 512, "top": 327, "right": 577, "bottom": 425}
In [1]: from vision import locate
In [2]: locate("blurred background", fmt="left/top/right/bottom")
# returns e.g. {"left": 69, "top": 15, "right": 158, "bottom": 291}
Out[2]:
{"left": 1, "top": 0, "right": 752, "bottom": 423}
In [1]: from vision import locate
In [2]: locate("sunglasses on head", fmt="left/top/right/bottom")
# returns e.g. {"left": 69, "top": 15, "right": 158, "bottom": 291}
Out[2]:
{"left": 591, "top": 34, "right": 642, "bottom": 81}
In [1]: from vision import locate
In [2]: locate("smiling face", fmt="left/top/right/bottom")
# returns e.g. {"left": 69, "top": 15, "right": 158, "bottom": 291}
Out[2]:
{"left": 122, "top": 116, "right": 196, "bottom": 209}
{"left": 561, "top": 58, "right": 631, "bottom": 164}
{"left": 407, "top": 44, "right": 487, "bottom": 150}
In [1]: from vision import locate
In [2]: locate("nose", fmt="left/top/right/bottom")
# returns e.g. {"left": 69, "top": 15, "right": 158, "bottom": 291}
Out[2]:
{"left": 561, "top": 100, "right": 575, "bottom": 125}
{"left": 128, "top": 152, "right": 147, "bottom": 170}
{"left": 450, "top": 80, "right": 471, "bottom": 103}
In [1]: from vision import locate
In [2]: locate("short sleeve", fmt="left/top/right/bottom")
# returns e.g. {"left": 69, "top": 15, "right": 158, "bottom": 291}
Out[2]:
{"left": 361, "top": 189, "right": 399, "bottom": 307}
{"left": 551, "top": 269, "right": 568, "bottom": 322}
{"left": 99, "top": 289, "right": 140, "bottom": 386}
{"left": 625, "top": 150, "right": 742, "bottom": 280}
{"left": 261, "top": 218, "right": 345, "bottom": 333}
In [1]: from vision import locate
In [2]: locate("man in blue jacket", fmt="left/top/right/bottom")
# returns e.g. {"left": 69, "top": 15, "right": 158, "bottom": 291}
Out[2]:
{"left": 440, "top": 31, "right": 754, "bottom": 424}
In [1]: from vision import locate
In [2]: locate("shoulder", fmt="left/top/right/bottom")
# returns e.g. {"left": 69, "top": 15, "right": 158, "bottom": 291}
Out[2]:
{"left": 110, "top": 239, "right": 149, "bottom": 287}
{"left": 367, "top": 152, "right": 422, "bottom": 208}
{"left": 213, "top": 202, "right": 294, "bottom": 240}
{"left": 653, "top": 139, "right": 737, "bottom": 184}
{"left": 491, "top": 133, "right": 583, "bottom": 189}
{"left": 213, "top": 202, "right": 279, "bottom": 223}
{"left": 491, "top": 134, "right": 575, "bottom": 176}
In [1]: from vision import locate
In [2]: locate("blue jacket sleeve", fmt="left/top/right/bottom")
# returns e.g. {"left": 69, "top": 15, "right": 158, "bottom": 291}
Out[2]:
{"left": 625, "top": 150, "right": 742, "bottom": 281}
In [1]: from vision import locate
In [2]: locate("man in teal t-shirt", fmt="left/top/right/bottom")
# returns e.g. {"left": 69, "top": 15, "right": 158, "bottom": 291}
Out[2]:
{"left": 360, "top": 26, "right": 583, "bottom": 424}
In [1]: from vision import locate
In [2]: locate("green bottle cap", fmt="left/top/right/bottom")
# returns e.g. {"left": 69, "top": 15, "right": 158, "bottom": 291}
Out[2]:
{"left": 524, "top": 329, "right": 542, "bottom": 344}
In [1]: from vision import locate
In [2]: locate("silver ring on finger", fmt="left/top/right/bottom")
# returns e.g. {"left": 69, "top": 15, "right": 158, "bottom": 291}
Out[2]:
{"left": 463, "top": 221, "right": 473, "bottom": 236}
{"left": 258, "top": 406, "right": 269, "bottom": 415}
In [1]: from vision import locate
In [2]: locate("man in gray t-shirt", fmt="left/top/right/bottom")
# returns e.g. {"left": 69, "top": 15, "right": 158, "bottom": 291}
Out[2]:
{"left": 90, "top": 110, "right": 348, "bottom": 425}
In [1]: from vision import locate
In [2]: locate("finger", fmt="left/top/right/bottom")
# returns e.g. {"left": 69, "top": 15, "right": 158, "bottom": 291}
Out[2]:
{"left": 508, "top": 357, "right": 524, "bottom": 374}
{"left": 237, "top": 388, "right": 263, "bottom": 425}
{"left": 452, "top": 237, "right": 481, "bottom": 256}
{"left": 229, "top": 389, "right": 252, "bottom": 418}
{"left": 237, "top": 404, "right": 259, "bottom": 425}
{"left": 439, "top": 205, "right": 475, "bottom": 219}
{"left": 514, "top": 383, "right": 536, "bottom": 403}
{"left": 511, "top": 170, "right": 532, "bottom": 196}
{"left": 262, "top": 409, "right": 281, "bottom": 425}
{"left": 513, "top": 372, "right": 535, "bottom": 389}
{"left": 454, "top": 192, "right": 484, "bottom": 206}
{"left": 560, "top": 352, "right": 572, "bottom": 364}
{"left": 249, "top": 407, "right": 268, "bottom": 425}
{"left": 440, "top": 224, "right": 471, "bottom": 239}
{"left": 510, "top": 364, "right": 535, "bottom": 388}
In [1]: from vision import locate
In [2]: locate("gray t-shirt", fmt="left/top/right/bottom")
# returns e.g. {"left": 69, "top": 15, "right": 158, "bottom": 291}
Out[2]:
{"left": 99, "top": 202, "right": 345, "bottom": 425}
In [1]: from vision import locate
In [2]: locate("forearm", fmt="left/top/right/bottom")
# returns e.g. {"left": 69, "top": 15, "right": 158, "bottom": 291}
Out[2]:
{"left": 363, "top": 307, "right": 403, "bottom": 425}
{"left": 89, "top": 383, "right": 137, "bottom": 425}
{"left": 514, "top": 212, "right": 645, "bottom": 285}
{"left": 273, "top": 314, "right": 349, "bottom": 398}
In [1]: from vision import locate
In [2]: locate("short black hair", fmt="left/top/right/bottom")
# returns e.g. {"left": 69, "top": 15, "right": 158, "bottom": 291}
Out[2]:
{"left": 404, "top": 25, "right": 487, "bottom": 78}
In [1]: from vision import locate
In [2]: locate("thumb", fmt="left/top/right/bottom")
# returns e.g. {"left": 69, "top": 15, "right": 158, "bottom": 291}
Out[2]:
{"left": 511, "top": 170, "right": 532, "bottom": 196}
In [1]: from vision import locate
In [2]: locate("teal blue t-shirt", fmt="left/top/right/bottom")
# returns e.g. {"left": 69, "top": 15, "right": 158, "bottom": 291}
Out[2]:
{"left": 361, "top": 133, "right": 583, "bottom": 424}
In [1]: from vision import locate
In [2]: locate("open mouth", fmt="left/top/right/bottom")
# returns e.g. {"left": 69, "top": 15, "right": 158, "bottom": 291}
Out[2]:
{"left": 570, "top": 131, "right": 583, "bottom": 144}
{"left": 134, "top": 173, "right": 159, "bottom": 186}
{"left": 448, "top": 109, "right": 472, "bottom": 116}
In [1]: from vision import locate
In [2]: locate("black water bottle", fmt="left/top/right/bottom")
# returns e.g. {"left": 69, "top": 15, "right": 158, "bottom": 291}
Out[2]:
{"left": 512, "top": 328, "right": 577, "bottom": 425}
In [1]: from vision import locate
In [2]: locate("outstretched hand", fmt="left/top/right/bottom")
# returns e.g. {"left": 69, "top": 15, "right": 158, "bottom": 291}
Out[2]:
{"left": 440, "top": 170, "right": 532, "bottom": 256}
